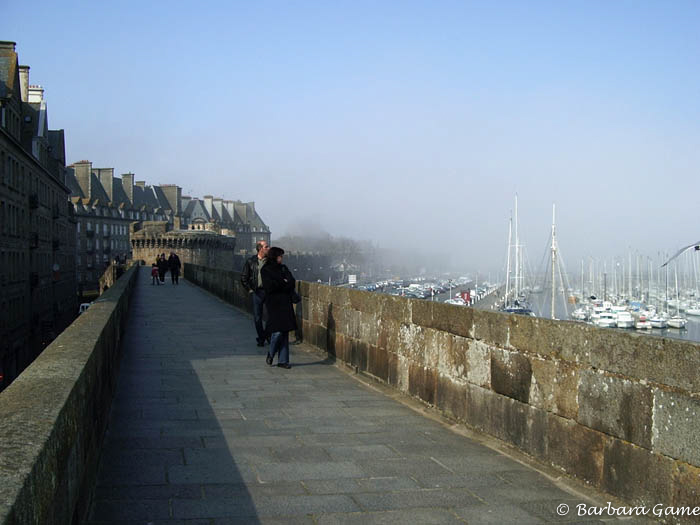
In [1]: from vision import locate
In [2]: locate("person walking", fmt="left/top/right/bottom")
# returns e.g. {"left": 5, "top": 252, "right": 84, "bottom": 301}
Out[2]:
{"left": 157, "top": 253, "right": 168, "bottom": 284}
{"left": 261, "top": 247, "right": 296, "bottom": 369}
{"left": 151, "top": 263, "right": 160, "bottom": 285}
{"left": 168, "top": 252, "right": 181, "bottom": 284}
{"left": 240, "top": 240, "right": 270, "bottom": 346}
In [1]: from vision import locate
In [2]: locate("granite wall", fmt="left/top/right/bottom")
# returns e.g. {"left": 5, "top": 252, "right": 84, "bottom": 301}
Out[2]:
{"left": 185, "top": 263, "right": 700, "bottom": 514}
{"left": 0, "top": 266, "right": 139, "bottom": 524}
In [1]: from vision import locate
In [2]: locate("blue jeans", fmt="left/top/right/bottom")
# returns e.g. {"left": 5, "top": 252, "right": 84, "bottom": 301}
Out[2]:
{"left": 252, "top": 289, "right": 266, "bottom": 343}
{"left": 269, "top": 331, "right": 289, "bottom": 365}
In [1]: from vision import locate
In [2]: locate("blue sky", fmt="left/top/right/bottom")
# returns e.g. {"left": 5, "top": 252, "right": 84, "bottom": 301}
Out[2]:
{"left": 4, "top": 1, "right": 700, "bottom": 273}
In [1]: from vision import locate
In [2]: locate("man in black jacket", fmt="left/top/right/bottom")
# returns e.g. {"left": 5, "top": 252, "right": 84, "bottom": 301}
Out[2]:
{"left": 240, "top": 240, "right": 270, "bottom": 346}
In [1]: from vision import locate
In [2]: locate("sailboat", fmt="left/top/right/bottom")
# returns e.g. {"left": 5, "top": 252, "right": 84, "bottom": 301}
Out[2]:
{"left": 501, "top": 196, "right": 534, "bottom": 316}
{"left": 667, "top": 265, "right": 688, "bottom": 329}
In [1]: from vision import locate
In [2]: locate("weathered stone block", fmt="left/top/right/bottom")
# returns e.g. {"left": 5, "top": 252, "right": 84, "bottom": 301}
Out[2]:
{"left": 379, "top": 295, "right": 410, "bottom": 323}
{"left": 387, "top": 352, "right": 400, "bottom": 388}
{"left": 359, "top": 311, "right": 379, "bottom": 346}
{"left": 490, "top": 348, "right": 532, "bottom": 404}
{"left": 377, "top": 318, "right": 401, "bottom": 353}
{"left": 411, "top": 301, "right": 474, "bottom": 339}
{"left": 488, "top": 393, "right": 548, "bottom": 460}
{"left": 578, "top": 370, "right": 652, "bottom": 447}
{"left": 368, "top": 345, "right": 389, "bottom": 382}
{"left": 466, "top": 340, "right": 491, "bottom": 389}
{"left": 602, "top": 438, "right": 674, "bottom": 506}
{"left": 548, "top": 414, "right": 607, "bottom": 486}
{"left": 297, "top": 280, "right": 311, "bottom": 297}
{"left": 424, "top": 328, "right": 451, "bottom": 369}
{"left": 507, "top": 315, "right": 576, "bottom": 358}
{"left": 436, "top": 375, "right": 467, "bottom": 422}
{"left": 408, "top": 364, "right": 437, "bottom": 405}
{"left": 423, "top": 367, "right": 437, "bottom": 406}
{"left": 348, "top": 288, "right": 379, "bottom": 315}
{"left": 673, "top": 462, "right": 700, "bottom": 509}
{"left": 652, "top": 390, "right": 700, "bottom": 466}
{"left": 350, "top": 340, "right": 368, "bottom": 372}
{"left": 474, "top": 309, "right": 514, "bottom": 347}
{"left": 395, "top": 354, "right": 410, "bottom": 393}
{"left": 328, "top": 286, "right": 350, "bottom": 308}
{"left": 408, "top": 363, "right": 423, "bottom": 400}
{"left": 410, "top": 300, "right": 433, "bottom": 329}
{"left": 529, "top": 358, "right": 578, "bottom": 420}
{"left": 398, "top": 323, "right": 426, "bottom": 364}
{"left": 567, "top": 328, "right": 700, "bottom": 393}
{"left": 316, "top": 283, "right": 332, "bottom": 305}
{"left": 465, "top": 384, "right": 493, "bottom": 434}
{"left": 433, "top": 302, "right": 474, "bottom": 338}
{"left": 437, "top": 334, "right": 467, "bottom": 380}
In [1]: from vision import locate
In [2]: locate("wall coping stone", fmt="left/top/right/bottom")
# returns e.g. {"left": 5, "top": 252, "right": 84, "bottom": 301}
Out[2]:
{"left": 0, "top": 265, "right": 139, "bottom": 525}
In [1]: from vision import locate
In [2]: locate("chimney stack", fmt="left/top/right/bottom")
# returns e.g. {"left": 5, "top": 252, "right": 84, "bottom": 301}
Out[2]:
{"left": 71, "top": 160, "right": 92, "bottom": 198}
{"left": 18, "top": 65, "right": 29, "bottom": 102}
{"left": 203, "top": 195, "right": 213, "bottom": 217}
{"left": 159, "top": 184, "right": 182, "bottom": 215}
{"left": 28, "top": 85, "right": 44, "bottom": 103}
{"left": 121, "top": 173, "right": 134, "bottom": 204}
{"left": 96, "top": 168, "right": 115, "bottom": 202}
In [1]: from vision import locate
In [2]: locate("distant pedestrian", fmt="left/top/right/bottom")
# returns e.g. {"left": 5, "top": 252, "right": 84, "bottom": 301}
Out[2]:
{"left": 151, "top": 263, "right": 160, "bottom": 285}
{"left": 157, "top": 253, "right": 168, "bottom": 283}
{"left": 168, "top": 252, "right": 181, "bottom": 284}
{"left": 261, "top": 247, "right": 296, "bottom": 369}
{"left": 241, "top": 240, "right": 270, "bottom": 346}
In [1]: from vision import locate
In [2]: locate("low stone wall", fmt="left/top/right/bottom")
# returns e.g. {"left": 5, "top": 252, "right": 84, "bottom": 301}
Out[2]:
{"left": 298, "top": 282, "right": 700, "bottom": 513}
{"left": 184, "top": 263, "right": 700, "bottom": 514}
{"left": 184, "top": 263, "right": 252, "bottom": 313}
{"left": 0, "top": 266, "right": 139, "bottom": 524}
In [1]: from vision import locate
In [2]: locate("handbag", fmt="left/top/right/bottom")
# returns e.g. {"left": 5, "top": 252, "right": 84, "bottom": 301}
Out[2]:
{"left": 291, "top": 290, "right": 302, "bottom": 304}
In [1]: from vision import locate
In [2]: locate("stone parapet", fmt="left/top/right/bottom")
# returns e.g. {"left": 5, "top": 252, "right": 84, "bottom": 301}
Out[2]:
{"left": 131, "top": 222, "right": 236, "bottom": 270}
{"left": 0, "top": 266, "right": 139, "bottom": 524}
{"left": 186, "top": 263, "right": 700, "bottom": 517}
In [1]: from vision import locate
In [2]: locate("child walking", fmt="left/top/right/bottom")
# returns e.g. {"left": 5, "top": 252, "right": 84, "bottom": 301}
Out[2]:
{"left": 151, "top": 263, "right": 160, "bottom": 285}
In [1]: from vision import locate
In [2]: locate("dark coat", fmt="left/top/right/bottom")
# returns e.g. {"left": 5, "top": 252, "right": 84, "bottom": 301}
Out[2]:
{"left": 157, "top": 257, "right": 168, "bottom": 275}
{"left": 261, "top": 262, "right": 297, "bottom": 334}
{"left": 168, "top": 254, "right": 181, "bottom": 274}
{"left": 241, "top": 255, "right": 265, "bottom": 292}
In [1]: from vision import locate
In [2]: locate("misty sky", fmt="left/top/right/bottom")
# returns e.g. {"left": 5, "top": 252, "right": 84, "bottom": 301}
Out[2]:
{"left": 4, "top": 1, "right": 700, "bottom": 275}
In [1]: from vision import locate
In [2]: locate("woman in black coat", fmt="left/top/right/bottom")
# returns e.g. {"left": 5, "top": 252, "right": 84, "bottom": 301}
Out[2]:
{"left": 261, "top": 247, "right": 297, "bottom": 369}
{"left": 157, "top": 253, "right": 168, "bottom": 284}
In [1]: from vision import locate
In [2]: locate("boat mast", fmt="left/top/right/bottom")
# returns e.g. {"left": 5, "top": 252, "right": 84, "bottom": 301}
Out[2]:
{"left": 514, "top": 195, "right": 519, "bottom": 301}
{"left": 505, "top": 215, "right": 512, "bottom": 308}
{"left": 551, "top": 203, "right": 557, "bottom": 319}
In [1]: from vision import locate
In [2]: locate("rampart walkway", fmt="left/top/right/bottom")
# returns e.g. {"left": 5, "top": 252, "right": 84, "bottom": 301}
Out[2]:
{"left": 87, "top": 267, "right": 616, "bottom": 524}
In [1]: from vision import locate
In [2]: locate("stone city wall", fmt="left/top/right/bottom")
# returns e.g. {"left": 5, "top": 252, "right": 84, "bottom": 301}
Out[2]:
{"left": 184, "top": 263, "right": 700, "bottom": 515}
{"left": 131, "top": 234, "right": 237, "bottom": 271}
{"left": 0, "top": 266, "right": 139, "bottom": 525}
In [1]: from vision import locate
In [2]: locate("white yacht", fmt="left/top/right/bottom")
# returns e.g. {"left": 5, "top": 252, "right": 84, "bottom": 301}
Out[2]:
{"left": 615, "top": 311, "right": 634, "bottom": 328}
{"left": 594, "top": 312, "right": 617, "bottom": 328}
{"left": 667, "top": 316, "right": 688, "bottom": 329}
{"left": 685, "top": 304, "right": 700, "bottom": 316}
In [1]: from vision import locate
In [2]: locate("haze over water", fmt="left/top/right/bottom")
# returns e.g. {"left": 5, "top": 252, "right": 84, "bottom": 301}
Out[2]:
{"left": 4, "top": 1, "right": 699, "bottom": 274}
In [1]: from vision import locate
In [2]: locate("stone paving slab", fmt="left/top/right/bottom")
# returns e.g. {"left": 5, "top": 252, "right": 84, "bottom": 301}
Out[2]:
{"left": 86, "top": 267, "right": 640, "bottom": 524}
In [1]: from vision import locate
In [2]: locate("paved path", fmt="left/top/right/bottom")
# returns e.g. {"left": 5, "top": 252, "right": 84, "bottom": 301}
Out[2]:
{"left": 86, "top": 267, "right": 615, "bottom": 524}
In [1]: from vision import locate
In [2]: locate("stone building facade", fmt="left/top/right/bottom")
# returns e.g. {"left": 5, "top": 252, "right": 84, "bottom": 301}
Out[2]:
{"left": 66, "top": 165, "right": 271, "bottom": 290}
{"left": 66, "top": 161, "right": 170, "bottom": 292}
{"left": 0, "top": 42, "right": 77, "bottom": 391}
